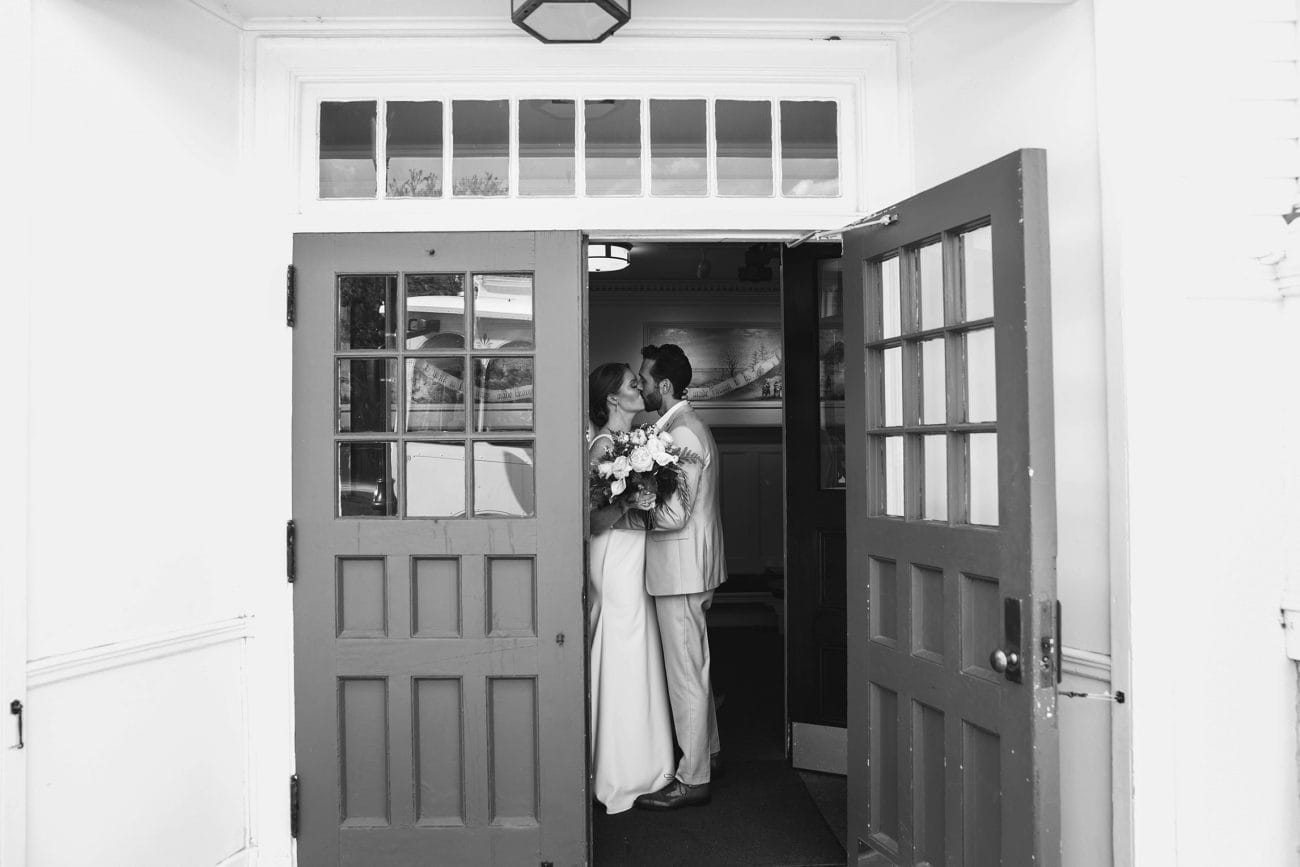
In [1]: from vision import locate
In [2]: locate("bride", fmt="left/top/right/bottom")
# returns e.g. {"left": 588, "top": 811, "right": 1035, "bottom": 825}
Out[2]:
{"left": 587, "top": 362, "right": 675, "bottom": 813}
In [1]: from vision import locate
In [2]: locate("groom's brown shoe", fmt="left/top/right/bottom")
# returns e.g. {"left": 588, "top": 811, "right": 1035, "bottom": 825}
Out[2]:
{"left": 634, "top": 779, "right": 712, "bottom": 810}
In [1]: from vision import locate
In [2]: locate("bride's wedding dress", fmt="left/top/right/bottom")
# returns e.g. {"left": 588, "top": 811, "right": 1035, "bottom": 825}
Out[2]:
{"left": 588, "top": 454, "right": 674, "bottom": 813}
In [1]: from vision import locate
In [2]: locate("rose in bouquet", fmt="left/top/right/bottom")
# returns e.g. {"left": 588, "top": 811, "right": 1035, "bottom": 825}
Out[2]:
{"left": 589, "top": 424, "right": 690, "bottom": 510}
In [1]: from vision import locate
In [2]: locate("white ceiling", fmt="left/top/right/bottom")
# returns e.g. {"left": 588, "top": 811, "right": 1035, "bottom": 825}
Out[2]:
{"left": 194, "top": 0, "right": 967, "bottom": 31}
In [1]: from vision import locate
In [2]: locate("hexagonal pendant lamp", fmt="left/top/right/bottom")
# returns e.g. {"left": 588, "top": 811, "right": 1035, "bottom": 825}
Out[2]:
{"left": 512, "top": 0, "right": 631, "bottom": 43}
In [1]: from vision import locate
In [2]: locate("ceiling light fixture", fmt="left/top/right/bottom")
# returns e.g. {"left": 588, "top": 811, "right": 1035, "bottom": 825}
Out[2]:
{"left": 588, "top": 242, "right": 631, "bottom": 273}
{"left": 512, "top": 0, "right": 631, "bottom": 44}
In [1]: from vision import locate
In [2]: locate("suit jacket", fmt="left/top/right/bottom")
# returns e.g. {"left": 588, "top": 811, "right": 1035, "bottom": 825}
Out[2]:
{"left": 640, "top": 403, "right": 728, "bottom": 597}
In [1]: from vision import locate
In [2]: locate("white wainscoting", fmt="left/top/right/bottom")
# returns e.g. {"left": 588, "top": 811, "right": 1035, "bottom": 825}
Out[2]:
{"left": 26, "top": 618, "right": 254, "bottom": 867}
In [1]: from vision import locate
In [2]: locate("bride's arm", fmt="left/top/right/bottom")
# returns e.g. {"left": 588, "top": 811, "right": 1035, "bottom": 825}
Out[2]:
{"left": 588, "top": 439, "right": 630, "bottom": 535}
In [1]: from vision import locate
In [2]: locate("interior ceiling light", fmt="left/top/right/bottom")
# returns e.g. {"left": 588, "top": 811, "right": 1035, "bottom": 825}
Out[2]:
{"left": 588, "top": 242, "right": 631, "bottom": 273}
{"left": 512, "top": 0, "right": 631, "bottom": 44}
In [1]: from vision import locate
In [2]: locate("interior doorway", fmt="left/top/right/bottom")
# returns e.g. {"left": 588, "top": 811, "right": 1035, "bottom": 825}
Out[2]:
{"left": 586, "top": 239, "right": 848, "bottom": 866}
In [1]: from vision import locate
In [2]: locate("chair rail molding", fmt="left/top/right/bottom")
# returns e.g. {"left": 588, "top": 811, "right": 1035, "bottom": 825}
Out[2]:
{"left": 27, "top": 616, "right": 252, "bottom": 688}
{"left": 1061, "top": 645, "right": 1112, "bottom": 683}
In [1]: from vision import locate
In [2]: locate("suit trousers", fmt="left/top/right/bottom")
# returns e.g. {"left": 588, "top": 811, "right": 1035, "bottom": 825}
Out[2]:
{"left": 654, "top": 589, "right": 721, "bottom": 785}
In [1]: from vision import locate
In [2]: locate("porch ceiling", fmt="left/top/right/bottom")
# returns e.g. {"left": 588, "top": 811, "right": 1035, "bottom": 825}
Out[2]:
{"left": 192, "top": 0, "right": 1070, "bottom": 33}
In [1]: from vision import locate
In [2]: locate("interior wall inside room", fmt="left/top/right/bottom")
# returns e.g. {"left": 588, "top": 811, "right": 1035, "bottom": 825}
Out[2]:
{"left": 26, "top": 1, "right": 275, "bottom": 864}
{"left": 909, "top": 2, "right": 1113, "bottom": 865}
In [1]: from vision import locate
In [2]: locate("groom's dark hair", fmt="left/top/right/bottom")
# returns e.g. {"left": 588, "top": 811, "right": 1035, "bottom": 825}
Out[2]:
{"left": 640, "top": 343, "right": 692, "bottom": 399}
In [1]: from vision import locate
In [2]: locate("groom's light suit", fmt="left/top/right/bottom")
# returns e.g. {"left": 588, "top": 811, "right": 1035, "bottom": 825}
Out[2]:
{"left": 642, "top": 401, "right": 726, "bottom": 785}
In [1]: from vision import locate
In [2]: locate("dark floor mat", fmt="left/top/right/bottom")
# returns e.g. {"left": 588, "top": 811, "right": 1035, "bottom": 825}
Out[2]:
{"left": 593, "top": 759, "right": 846, "bottom": 867}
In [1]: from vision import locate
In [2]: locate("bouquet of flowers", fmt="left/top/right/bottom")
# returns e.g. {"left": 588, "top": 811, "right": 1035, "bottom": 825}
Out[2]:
{"left": 589, "top": 424, "right": 689, "bottom": 510}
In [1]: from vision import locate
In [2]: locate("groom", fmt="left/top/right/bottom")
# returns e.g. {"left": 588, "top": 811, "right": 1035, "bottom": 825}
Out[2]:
{"left": 632, "top": 343, "right": 727, "bottom": 810}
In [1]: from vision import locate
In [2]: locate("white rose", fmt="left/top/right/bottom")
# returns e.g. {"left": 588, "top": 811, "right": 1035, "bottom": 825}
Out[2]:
{"left": 653, "top": 450, "right": 678, "bottom": 467}
{"left": 645, "top": 437, "right": 664, "bottom": 455}
{"left": 597, "top": 461, "right": 615, "bottom": 478}
{"left": 610, "top": 478, "right": 626, "bottom": 497}
{"left": 630, "top": 446, "right": 654, "bottom": 473}
{"left": 611, "top": 455, "right": 631, "bottom": 480}
{"left": 657, "top": 430, "right": 674, "bottom": 445}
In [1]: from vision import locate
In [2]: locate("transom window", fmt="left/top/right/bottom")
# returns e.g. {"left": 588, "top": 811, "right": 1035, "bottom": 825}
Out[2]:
{"left": 335, "top": 271, "right": 536, "bottom": 519}
{"left": 864, "top": 224, "right": 998, "bottom": 526}
{"left": 318, "top": 97, "right": 839, "bottom": 200}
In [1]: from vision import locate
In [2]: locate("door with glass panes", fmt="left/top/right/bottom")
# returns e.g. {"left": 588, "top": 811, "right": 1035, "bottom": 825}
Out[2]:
{"left": 844, "top": 150, "right": 1060, "bottom": 866}
{"left": 291, "top": 232, "right": 587, "bottom": 867}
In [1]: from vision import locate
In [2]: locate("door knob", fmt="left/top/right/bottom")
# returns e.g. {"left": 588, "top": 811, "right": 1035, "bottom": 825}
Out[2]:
{"left": 989, "top": 648, "right": 1020, "bottom": 674}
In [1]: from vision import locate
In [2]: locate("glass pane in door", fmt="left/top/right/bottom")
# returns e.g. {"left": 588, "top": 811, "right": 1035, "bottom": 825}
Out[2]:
{"left": 406, "top": 274, "right": 466, "bottom": 349}
{"left": 338, "top": 275, "right": 397, "bottom": 350}
{"left": 473, "top": 274, "right": 534, "bottom": 348}
{"left": 338, "top": 358, "right": 397, "bottom": 433}
{"left": 338, "top": 441, "right": 398, "bottom": 517}
{"left": 818, "top": 259, "right": 846, "bottom": 489}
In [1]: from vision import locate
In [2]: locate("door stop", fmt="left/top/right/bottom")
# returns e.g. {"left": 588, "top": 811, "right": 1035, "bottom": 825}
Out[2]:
{"left": 1060, "top": 689, "right": 1125, "bottom": 704}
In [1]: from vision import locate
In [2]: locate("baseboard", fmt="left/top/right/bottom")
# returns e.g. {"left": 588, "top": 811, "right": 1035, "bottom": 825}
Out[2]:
{"left": 792, "top": 722, "right": 847, "bottom": 775}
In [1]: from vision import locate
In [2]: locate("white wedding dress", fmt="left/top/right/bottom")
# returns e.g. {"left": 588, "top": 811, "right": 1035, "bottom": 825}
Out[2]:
{"left": 588, "top": 436, "right": 675, "bottom": 813}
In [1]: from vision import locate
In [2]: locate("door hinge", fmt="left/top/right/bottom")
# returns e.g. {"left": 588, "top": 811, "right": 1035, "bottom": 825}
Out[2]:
{"left": 289, "top": 773, "right": 300, "bottom": 838}
{"left": 286, "top": 264, "right": 297, "bottom": 327}
{"left": 286, "top": 519, "right": 296, "bottom": 583}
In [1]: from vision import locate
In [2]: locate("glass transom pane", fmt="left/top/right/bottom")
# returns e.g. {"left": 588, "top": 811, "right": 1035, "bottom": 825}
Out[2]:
{"left": 320, "top": 101, "right": 376, "bottom": 198}
{"left": 585, "top": 99, "right": 641, "bottom": 196}
{"left": 519, "top": 99, "right": 575, "bottom": 196}
{"left": 650, "top": 99, "right": 707, "bottom": 196}
{"left": 472, "top": 274, "right": 534, "bottom": 348}
{"left": 716, "top": 100, "right": 773, "bottom": 196}
{"left": 452, "top": 100, "right": 509, "bottom": 196}
{"left": 386, "top": 101, "right": 443, "bottom": 198}
{"left": 780, "top": 100, "right": 839, "bottom": 197}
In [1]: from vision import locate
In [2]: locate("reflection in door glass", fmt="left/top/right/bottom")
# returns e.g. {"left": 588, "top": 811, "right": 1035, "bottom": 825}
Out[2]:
{"left": 920, "top": 338, "right": 946, "bottom": 425}
{"left": 650, "top": 99, "right": 707, "bottom": 196}
{"left": 452, "top": 100, "right": 509, "bottom": 196}
{"left": 780, "top": 100, "right": 839, "bottom": 196}
{"left": 406, "top": 358, "right": 465, "bottom": 433}
{"left": 338, "top": 442, "right": 398, "bottom": 517}
{"left": 473, "top": 441, "right": 535, "bottom": 517}
{"left": 585, "top": 99, "right": 641, "bottom": 196}
{"left": 386, "top": 101, "right": 443, "bottom": 197}
{"left": 320, "top": 101, "right": 376, "bottom": 198}
{"left": 716, "top": 100, "right": 773, "bottom": 196}
{"left": 961, "top": 225, "right": 994, "bottom": 321}
{"left": 922, "top": 434, "right": 948, "bottom": 521}
{"left": 965, "top": 328, "right": 997, "bottom": 423}
{"left": 406, "top": 442, "right": 467, "bottom": 517}
{"left": 917, "top": 242, "right": 944, "bottom": 331}
{"left": 406, "top": 274, "right": 467, "bottom": 349}
{"left": 473, "top": 358, "right": 534, "bottom": 432}
{"left": 968, "top": 433, "right": 998, "bottom": 525}
{"left": 879, "top": 257, "right": 901, "bottom": 339}
{"left": 884, "top": 436, "right": 904, "bottom": 517}
{"left": 473, "top": 274, "right": 534, "bottom": 349}
{"left": 338, "top": 275, "right": 397, "bottom": 350}
{"left": 338, "top": 358, "right": 397, "bottom": 433}
{"left": 519, "top": 99, "right": 575, "bottom": 196}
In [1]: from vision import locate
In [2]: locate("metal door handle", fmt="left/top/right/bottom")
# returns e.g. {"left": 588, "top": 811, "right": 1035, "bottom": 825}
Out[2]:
{"left": 989, "top": 648, "right": 1020, "bottom": 674}
{"left": 10, "top": 699, "right": 23, "bottom": 749}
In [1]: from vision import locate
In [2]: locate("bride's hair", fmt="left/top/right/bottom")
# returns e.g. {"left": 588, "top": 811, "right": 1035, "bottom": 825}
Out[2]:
{"left": 589, "top": 362, "right": 632, "bottom": 428}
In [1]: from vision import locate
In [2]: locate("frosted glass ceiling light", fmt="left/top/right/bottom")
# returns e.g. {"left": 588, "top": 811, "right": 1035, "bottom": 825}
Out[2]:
{"left": 587, "top": 242, "right": 631, "bottom": 272}
{"left": 512, "top": 0, "right": 631, "bottom": 44}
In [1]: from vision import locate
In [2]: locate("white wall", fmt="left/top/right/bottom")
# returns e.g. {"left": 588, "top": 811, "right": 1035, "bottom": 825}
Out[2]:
{"left": 909, "top": 3, "right": 1114, "bottom": 864}
{"left": 25, "top": 1, "right": 280, "bottom": 864}
{"left": 1092, "top": 0, "right": 1300, "bottom": 864}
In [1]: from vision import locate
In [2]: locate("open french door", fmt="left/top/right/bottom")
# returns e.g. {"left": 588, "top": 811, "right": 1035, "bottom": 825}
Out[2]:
{"left": 291, "top": 232, "right": 587, "bottom": 866}
{"left": 845, "top": 151, "right": 1060, "bottom": 866}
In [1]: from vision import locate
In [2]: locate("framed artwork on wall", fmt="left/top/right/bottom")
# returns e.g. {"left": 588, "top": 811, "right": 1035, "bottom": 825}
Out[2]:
{"left": 642, "top": 322, "right": 783, "bottom": 406}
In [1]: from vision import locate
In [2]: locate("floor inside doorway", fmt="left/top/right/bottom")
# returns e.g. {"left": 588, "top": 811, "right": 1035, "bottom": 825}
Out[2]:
{"left": 592, "top": 621, "right": 847, "bottom": 866}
